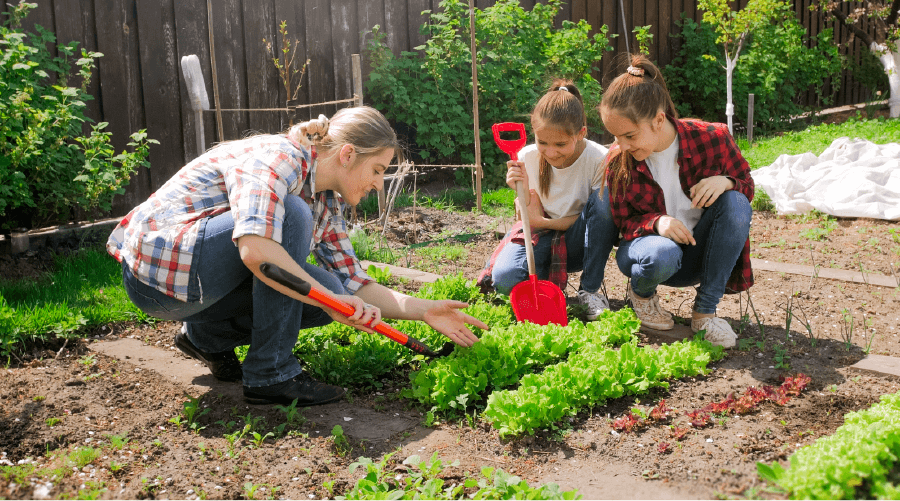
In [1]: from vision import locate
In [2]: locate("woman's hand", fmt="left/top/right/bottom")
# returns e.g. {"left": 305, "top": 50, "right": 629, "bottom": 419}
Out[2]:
{"left": 655, "top": 215, "right": 696, "bottom": 245}
{"left": 325, "top": 294, "right": 381, "bottom": 331}
{"left": 515, "top": 189, "right": 549, "bottom": 230}
{"left": 690, "top": 175, "right": 734, "bottom": 208}
{"left": 505, "top": 160, "right": 529, "bottom": 193}
{"left": 422, "top": 300, "right": 486, "bottom": 347}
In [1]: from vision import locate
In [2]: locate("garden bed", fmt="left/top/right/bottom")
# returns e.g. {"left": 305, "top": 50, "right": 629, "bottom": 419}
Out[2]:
{"left": 2, "top": 193, "right": 900, "bottom": 499}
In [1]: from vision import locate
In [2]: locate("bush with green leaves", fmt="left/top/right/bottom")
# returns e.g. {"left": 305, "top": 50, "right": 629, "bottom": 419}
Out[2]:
{"left": 0, "top": 3, "right": 156, "bottom": 229}
{"left": 665, "top": 14, "right": 844, "bottom": 132}
{"left": 365, "top": 0, "right": 612, "bottom": 189}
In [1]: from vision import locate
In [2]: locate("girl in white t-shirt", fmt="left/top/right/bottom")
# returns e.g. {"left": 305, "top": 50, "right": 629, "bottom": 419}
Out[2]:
{"left": 479, "top": 80, "right": 618, "bottom": 320}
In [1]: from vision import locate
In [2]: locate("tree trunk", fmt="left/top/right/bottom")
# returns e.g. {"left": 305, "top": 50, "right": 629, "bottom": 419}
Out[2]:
{"left": 725, "top": 52, "right": 737, "bottom": 135}
{"left": 872, "top": 42, "right": 900, "bottom": 118}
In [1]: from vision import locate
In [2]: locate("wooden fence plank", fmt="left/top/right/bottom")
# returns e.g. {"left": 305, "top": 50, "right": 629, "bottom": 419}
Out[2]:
{"left": 243, "top": 0, "right": 282, "bottom": 134}
{"left": 305, "top": 0, "right": 336, "bottom": 119}
{"left": 657, "top": 0, "right": 672, "bottom": 66}
{"left": 408, "top": 0, "right": 430, "bottom": 51}
{"left": 53, "top": 0, "right": 101, "bottom": 127}
{"left": 357, "top": 0, "right": 385, "bottom": 89}
{"left": 331, "top": 0, "right": 359, "bottom": 110}
{"left": 174, "top": 0, "right": 215, "bottom": 161}
{"left": 95, "top": 0, "right": 150, "bottom": 214}
{"left": 645, "top": 0, "right": 660, "bottom": 61}
{"left": 556, "top": 0, "right": 573, "bottom": 29}
{"left": 595, "top": 0, "right": 615, "bottom": 85}
{"left": 208, "top": 0, "right": 249, "bottom": 140}
{"left": 135, "top": 0, "right": 185, "bottom": 190}
{"left": 383, "top": 0, "right": 409, "bottom": 56}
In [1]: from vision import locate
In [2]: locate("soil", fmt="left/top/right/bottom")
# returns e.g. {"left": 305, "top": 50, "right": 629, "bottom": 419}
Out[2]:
{"left": 3, "top": 167, "right": 900, "bottom": 500}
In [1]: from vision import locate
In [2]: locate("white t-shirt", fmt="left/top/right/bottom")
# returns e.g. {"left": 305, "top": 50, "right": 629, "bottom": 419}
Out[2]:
{"left": 520, "top": 139, "right": 608, "bottom": 220}
{"left": 646, "top": 136, "right": 703, "bottom": 231}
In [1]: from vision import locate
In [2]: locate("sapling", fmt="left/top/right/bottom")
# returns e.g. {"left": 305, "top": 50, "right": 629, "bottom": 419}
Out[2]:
{"left": 697, "top": 0, "right": 792, "bottom": 134}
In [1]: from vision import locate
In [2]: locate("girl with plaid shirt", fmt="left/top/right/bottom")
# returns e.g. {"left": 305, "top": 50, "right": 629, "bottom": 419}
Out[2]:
{"left": 479, "top": 80, "right": 619, "bottom": 321}
{"left": 108, "top": 107, "right": 486, "bottom": 406}
{"left": 599, "top": 55, "right": 754, "bottom": 348}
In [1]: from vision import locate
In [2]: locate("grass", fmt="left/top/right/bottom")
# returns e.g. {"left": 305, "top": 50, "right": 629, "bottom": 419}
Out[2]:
{"left": 737, "top": 116, "right": 900, "bottom": 170}
{"left": 0, "top": 247, "right": 142, "bottom": 355}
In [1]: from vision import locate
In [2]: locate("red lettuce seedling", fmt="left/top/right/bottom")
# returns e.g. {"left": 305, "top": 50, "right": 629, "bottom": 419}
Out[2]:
{"left": 669, "top": 426, "right": 691, "bottom": 440}
{"left": 687, "top": 410, "right": 712, "bottom": 428}
{"left": 649, "top": 399, "right": 674, "bottom": 422}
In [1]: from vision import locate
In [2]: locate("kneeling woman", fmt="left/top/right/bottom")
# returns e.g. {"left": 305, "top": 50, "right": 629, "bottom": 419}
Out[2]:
{"left": 599, "top": 55, "right": 754, "bottom": 348}
{"left": 107, "top": 107, "right": 486, "bottom": 406}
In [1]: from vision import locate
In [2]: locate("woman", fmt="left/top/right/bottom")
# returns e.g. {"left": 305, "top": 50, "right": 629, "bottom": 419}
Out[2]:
{"left": 599, "top": 55, "right": 754, "bottom": 348}
{"left": 107, "top": 107, "right": 486, "bottom": 406}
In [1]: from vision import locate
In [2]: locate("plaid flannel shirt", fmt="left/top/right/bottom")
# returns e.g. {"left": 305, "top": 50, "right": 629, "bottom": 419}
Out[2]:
{"left": 606, "top": 117, "right": 755, "bottom": 292}
{"left": 107, "top": 130, "right": 372, "bottom": 301}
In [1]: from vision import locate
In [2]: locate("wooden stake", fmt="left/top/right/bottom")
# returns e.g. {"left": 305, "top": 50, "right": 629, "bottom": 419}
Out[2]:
{"left": 207, "top": 0, "right": 224, "bottom": 142}
{"left": 469, "top": 0, "right": 482, "bottom": 212}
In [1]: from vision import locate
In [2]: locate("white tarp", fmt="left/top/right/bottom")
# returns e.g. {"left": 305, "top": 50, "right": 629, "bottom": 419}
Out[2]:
{"left": 750, "top": 137, "right": 900, "bottom": 220}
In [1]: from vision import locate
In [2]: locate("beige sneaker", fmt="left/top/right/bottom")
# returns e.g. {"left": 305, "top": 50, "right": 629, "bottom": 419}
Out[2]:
{"left": 691, "top": 316, "right": 737, "bottom": 348}
{"left": 626, "top": 283, "right": 674, "bottom": 330}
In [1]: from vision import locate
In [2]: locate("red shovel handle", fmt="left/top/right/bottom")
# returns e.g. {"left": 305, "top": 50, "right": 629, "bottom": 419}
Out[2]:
{"left": 492, "top": 122, "right": 527, "bottom": 161}
{"left": 259, "top": 263, "right": 442, "bottom": 357}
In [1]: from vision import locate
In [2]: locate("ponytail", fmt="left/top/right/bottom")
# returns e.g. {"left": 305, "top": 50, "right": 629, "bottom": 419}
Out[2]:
{"left": 532, "top": 79, "right": 586, "bottom": 198}
{"left": 600, "top": 54, "right": 677, "bottom": 199}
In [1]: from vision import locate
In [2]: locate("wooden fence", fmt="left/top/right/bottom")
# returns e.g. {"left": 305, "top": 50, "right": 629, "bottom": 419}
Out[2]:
{"left": 5, "top": 0, "right": 882, "bottom": 216}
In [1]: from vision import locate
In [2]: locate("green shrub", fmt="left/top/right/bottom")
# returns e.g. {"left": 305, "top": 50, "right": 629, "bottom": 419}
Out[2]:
{"left": 365, "top": 0, "right": 612, "bottom": 189}
{"left": 665, "top": 15, "right": 843, "bottom": 132}
{"left": 0, "top": 3, "right": 156, "bottom": 229}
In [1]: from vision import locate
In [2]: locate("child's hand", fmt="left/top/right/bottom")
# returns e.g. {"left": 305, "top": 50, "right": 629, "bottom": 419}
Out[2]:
{"left": 655, "top": 215, "right": 696, "bottom": 245}
{"left": 505, "top": 160, "right": 529, "bottom": 193}
{"left": 690, "top": 176, "right": 735, "bottom": 208}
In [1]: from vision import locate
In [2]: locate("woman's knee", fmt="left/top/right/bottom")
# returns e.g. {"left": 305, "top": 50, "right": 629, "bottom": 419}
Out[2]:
{"left": 619, "top": 237, "right": 683, "bottom": 278}
{"left": 714, "top": 191, "right": 752, "bottom": 230}
{"left": 281, "top": 195, "right": 315, "bottom": 257}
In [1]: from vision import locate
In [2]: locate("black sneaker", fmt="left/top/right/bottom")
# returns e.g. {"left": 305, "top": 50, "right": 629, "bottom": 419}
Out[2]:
{"left": 243, "top": 373, "right": 346, "bottom": 406}
{"left": 174, "top": 331, "right": 243, "bottom": 382}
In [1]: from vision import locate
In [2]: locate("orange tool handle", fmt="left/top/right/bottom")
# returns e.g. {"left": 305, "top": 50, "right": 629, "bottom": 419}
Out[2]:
{"left": 258, "top": 263, "right": 440, "bottom": 357}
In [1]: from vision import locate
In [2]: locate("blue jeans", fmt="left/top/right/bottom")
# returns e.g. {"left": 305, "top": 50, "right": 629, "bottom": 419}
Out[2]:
{"left": 492, "top": 187, "right": 618, "bottom": 295}
{"left": 122, "top": 195, "right": 344, "bottom": 387}
{"left": 615, "top": 191, "right": 751, "bottom": 314}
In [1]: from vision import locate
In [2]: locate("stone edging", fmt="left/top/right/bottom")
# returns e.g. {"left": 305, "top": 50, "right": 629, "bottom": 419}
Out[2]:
{"left": 0, "top": 217, "right": 120, "bottom": 255}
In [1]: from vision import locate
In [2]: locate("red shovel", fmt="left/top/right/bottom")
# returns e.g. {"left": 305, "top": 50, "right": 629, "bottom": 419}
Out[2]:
{"left": 491, "top": 123, "right": 568, "bottom": 326}
{"left": 259, "top": 263, "right": 454, "bottom": 358}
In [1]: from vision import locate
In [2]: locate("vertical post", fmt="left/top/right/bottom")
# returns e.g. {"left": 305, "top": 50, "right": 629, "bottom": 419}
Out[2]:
{"left": 469, "top": 0, "right": 482, "bottom": 212}
{"left": 207, "top": 0, "right": 224, "bottom": 142}
{"left": 352, "top": 54, "right": 363, "bottom": 107}
{"left": 352, "top": 53, "right": 363, "bottom": 225}
{"left": 747, "top": 93, "right": 755, "bottom": 144}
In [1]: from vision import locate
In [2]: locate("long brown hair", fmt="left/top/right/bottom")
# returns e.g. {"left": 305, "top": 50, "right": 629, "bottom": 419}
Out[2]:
{"left": 600, "top": 54, "right": 678, "bottom": 199}
{"left": 531, "top": 79, "right": 586, "bottom": 197}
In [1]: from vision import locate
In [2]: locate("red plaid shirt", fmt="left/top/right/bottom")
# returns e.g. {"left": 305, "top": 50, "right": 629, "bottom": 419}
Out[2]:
{"left": 606, "top": 117, "right": 754, "bottom": 292}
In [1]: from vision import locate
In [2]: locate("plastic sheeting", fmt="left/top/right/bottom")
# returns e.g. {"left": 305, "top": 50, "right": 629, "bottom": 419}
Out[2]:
{"left": 750, "top": 137, "right": 900, "bottom": 220}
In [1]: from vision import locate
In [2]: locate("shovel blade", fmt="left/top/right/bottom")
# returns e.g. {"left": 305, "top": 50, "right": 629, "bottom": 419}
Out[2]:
{"left": 510, "top": 278, "right": 568, "bottom": 326}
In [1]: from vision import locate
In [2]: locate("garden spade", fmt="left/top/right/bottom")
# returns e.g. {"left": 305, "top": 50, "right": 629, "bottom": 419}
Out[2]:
{"left": 491, "top": 122, "right": 568, "bottom": 326}
{"left": 259, "top": 263, "right": 454, "bottom": 358}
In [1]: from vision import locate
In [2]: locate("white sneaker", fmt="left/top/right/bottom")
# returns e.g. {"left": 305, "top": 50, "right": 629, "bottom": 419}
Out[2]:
{"left": 626, "top": 283, "right": 674, "bottom": 330}
{"left": 577, "top": 290, "right": 610, "bottom": 321}
{"left": 692, "top": 316, "right": 737, "bottom": 348}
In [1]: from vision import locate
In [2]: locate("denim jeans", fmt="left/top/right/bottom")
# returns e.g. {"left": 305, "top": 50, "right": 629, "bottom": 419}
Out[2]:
{"left": 122, "top": 194, "right": 344, "bottom": 387}
{"left": 615, "top": 191, "right": 751, "bottom": 314}
{"left": 491, "top": 187, "right": 618, "bottom": 295}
